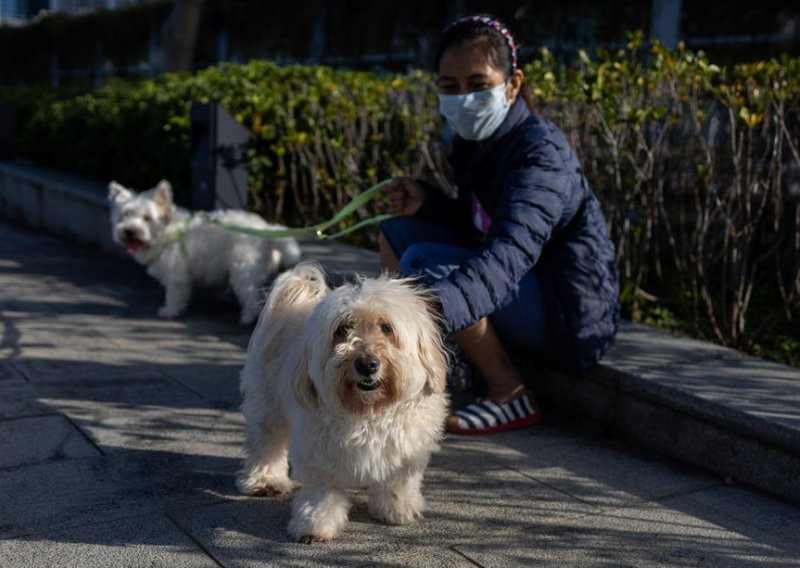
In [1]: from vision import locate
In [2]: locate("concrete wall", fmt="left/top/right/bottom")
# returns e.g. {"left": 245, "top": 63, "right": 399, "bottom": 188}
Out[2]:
{"left": 0, "top": 161, "right": 123, "bottom": 257}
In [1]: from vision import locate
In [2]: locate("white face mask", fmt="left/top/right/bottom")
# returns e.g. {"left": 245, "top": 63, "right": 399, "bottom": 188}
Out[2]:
{"left": 437, "top": 82, "right": 510, "bottom": 141}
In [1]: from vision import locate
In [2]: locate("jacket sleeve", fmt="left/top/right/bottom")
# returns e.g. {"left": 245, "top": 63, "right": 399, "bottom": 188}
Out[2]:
{"left": 431, "top": 137, "right": 570, "bottom": 334}
{"left": 413, "top": 178, "right": 470, "bottom": 228}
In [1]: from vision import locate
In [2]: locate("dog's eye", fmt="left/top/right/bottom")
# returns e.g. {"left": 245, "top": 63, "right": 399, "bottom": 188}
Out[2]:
{"left": 334, "top": 323, "right": 351, "bottom": 338}
{"left": 143, "top": 214, "right": 152, "bottom": 222}
{"left": 380, "top": 322, "right": 393, "bottom": 335}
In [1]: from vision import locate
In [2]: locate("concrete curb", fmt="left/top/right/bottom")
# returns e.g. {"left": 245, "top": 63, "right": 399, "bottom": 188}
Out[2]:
{"left": 2, "top": 159, "right": 799, "bottom": 506}
{"left": 0, "top": 161, "right": 122, "bottom": 256}
{"left": 527, "top": 323, "right": 800, "bottom": 505}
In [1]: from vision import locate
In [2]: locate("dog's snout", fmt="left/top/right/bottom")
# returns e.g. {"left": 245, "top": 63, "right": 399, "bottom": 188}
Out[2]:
{"left": 354, "top": 354, "right": 380, "bottom": 377}
{"left": 123, "top": 228, "right": 137, "bottom": 239}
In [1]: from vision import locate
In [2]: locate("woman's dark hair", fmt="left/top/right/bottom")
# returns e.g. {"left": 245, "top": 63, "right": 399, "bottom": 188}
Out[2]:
{"left": 435, "top": 14, "right": 534, "bottom": 110}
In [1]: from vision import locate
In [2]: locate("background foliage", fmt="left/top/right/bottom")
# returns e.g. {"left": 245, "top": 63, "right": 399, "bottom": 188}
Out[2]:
{"left": 5, "top": 38, "right": 800, "bottom": 364}
{"left": 16, "top": 62, "right": 441, "bottom": 224}
{"left": 526, "top": 33, "right": 800, "bottom": 362}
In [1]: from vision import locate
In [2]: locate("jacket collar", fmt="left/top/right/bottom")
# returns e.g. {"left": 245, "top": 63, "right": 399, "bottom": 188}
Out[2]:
{"left": 450, "top": 97, "right": 531, "bottom": 179}
{"left": 487, "top": 96, "right": 531, "bottom": 143}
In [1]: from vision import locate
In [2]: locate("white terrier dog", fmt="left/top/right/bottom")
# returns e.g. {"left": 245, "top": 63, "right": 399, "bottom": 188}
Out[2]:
{"left": 237, "top": 262, "right": 448, "bottom": 543}
{"left": 108, "top": 180, "right": 301, "bottom": 324}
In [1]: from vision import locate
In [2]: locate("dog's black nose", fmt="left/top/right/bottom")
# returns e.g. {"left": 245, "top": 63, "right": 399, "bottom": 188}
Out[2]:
{"left": 354, "top": 354, "right": 380, "bottom": 376}
{"left": 123, "top": 228, "right": 137, "bottom": 239}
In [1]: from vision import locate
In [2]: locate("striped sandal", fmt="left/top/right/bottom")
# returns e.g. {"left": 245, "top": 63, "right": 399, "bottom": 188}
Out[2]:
{"left": 446, "top": 394, "right": 542, "bottom": 435}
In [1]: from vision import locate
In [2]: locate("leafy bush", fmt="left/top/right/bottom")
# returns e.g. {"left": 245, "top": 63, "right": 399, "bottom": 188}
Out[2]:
{"left": 0, "top": 84, "right": 86, "bottom": 147}
{"left": 19, "top": 61, "right": 441, "bottom": 228}
{"left": 526, "top": 32, "right": 800, "bottom": 357}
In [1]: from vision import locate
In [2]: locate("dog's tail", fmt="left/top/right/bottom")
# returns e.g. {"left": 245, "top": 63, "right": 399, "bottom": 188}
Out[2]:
{"left": 264, "top": 261, "right": 328, "bottom": 312}
{"left": 244, "top": 261, "right": 330, "bottom": 370}
{"left": 274, "top": 237, "right": 303, "bottom": 270}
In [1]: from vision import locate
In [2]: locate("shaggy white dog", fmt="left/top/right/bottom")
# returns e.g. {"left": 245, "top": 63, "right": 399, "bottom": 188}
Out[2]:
{"left": 237, "top": 262, "right": 449, "bottom": 543}
{"left": 108, "top": 180, "right": 301, "bottom": 324}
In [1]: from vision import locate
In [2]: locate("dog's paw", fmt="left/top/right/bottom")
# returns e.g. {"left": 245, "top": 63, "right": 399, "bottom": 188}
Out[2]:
{"left": 369, "top": 501, "right": 424, "bottom": 525}
{"left": 236, "top": 472, "right": 295, "bottom": 496}
{"left": 290, "top": 525, "right": 339, "bottom": 544}
{"left": 297, "top": 534, "right": 331, "bottom": 545}
{"left": 288, "top": 487, "right": 350, "bottom": 543}
{"left": 369, "top": 487, "right": 426, "bottom": 525}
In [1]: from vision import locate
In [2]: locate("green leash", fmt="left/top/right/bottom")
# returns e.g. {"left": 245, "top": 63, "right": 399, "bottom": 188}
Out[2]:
{"left": 206, "top": 178, "right": 396, "bottom": 241}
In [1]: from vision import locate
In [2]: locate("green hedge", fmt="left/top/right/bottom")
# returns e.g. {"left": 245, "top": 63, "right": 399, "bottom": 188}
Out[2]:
{"left": 18, "top": 61, "right": 439, "bottom": 226}
{"left": 12, "top": 36, "right": 800, "bottom": 362}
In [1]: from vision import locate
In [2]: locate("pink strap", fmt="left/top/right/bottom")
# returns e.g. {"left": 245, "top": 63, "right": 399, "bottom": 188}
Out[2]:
{"left": 471, "top": 192, "right": 493, "bottom": 233}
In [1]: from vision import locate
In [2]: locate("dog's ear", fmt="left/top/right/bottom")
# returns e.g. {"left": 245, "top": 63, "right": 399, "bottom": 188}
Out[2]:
{"left": 417, "top": 297, "right": 449, "bottom": 396}
{"left": 108, "top": 181, "right": 132, "bottom": 203}
{"left": 152, "top": 180, "right": 173, "bottom": 221}
{"left": 291, "top": 347, "right": 319, "bottom": 409}
{"left": 419, "top": 335, "right": 448, "bottom": 396}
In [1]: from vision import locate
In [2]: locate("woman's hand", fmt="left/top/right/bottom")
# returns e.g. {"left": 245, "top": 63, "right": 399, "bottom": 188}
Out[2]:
{"left": 385, "top": 177, "right": 427, "bottom": 216}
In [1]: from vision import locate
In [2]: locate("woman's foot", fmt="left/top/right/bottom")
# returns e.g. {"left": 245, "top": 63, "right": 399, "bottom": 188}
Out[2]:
{"left": 446, "top": 393, "right": 542, "bottom": 435}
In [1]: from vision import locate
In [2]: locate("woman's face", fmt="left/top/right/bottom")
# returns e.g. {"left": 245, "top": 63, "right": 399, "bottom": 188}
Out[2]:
{"left": 436, "top": 40, "right": 522, "bottom": 102}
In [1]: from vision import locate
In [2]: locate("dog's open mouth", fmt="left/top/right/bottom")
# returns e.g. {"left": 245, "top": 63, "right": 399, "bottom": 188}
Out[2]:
{"left": 356, "top": 378, "right": 380, "bottom": 392}
{"left": 123, "top": 237, "right": 146, "bottom": 254}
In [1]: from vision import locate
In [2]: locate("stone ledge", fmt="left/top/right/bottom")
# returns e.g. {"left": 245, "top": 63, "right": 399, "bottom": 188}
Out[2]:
{"left": 0, "top": 161, "right": 120, "bottom": 256}
{"left": 528, "top": 321, "right": 800, "bottom": 505}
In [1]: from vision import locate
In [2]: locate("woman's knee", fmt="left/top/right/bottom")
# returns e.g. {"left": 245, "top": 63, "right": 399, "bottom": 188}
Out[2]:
{"left": 398, "top": 242, "right": 476, "bottom": 281}
{"left": 397, "top": 243, "right": 438, "bottom": 275}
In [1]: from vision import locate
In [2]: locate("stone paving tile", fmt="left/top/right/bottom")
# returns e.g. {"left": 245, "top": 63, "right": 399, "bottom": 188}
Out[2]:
{"left": 0, "top": 362, "right": 53, "bottom": 419}
{"left": 0, "top": 223, "right": 62, "bottom": 249}
{"left": 0, "top": 296, "right": 62, "bottom": 319}
{"left": 1, "top": 317, "right": 125, "bottom": 356}
{"left": 436, "top": 417, "right": 606, "bottom": 464}
{"left": 422, "top": 464, "right": 593, "bottom": 536}
{"left": 89, "top": 316, "right": 254, "bottom": 350}
{"left": 158, "top": 363, "right": 243, "bottom": 402}
{"left": 453, "top": 499, "right": 795, "bottom": 567}
{"left": 69, "top": 316, "right": 210, "bottom": 337}
{"left": 168, "top": 444, "right": 593, "bottom": 566}
{"left": 0, "top": 272, "right": 62, "bottom": 295}
{"left": 0, "top": 450, "right": 238, "bottom": 539}
{"left": 6, "top": 323, "right": 245, "bottom": 369}
{"left": 434, "top": 422, "right": 720, "bottom": 509}
{"left": 97, "top": 338, "right": 246, "bottom": 367}
{"left": 83, "top": 315, "right": 253, "bottom": 344}
{"left": 0, "top": 266, "right": 145, "bottom": 306}
{"left": 659, "top": 485, "right": 800, "bottom": 557}
{"left": 171, "top": 497, "right": 481, "bottom": 568}
{"left": 0, "top": 514, "right": 217, "bottom": 567}
{"left": 489, "top": 434, "right": 718, "bottom": 509}
{"left": 6, "top": 362, "right": 200, "bottom": 406}
{"left": 299, "top": 239, "right": 380, "bottom": 277}
{"left": 0, "top": 414, "right": 100, "bottom": 469}
{"left": 55, "top": 399, "right": 244, "bottom": 458}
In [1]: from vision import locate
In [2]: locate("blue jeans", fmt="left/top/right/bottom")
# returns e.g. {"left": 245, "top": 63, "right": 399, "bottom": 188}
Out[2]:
{"left": 381, "top": 217, "right": 549, "bottom": 353}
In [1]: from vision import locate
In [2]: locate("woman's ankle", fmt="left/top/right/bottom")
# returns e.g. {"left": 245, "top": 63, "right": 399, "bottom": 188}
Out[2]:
{"left": 486, "top": 383, "right": 527, "bottom": 405}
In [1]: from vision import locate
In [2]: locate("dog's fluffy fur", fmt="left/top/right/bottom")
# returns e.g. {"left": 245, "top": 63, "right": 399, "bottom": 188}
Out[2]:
{"left": 237, "top": 262, "right": 449, "bottom": 543}
{"left": 108, "top": 180, "right": 301, "bottom": 324}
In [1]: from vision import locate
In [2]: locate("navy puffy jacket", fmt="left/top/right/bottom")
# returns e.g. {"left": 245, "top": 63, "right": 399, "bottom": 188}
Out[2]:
{"left": 416, "top": 98, "right": 620, "bottom": 370}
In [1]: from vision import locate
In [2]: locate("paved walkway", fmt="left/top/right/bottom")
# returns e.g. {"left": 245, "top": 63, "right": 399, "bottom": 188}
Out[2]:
{"left": 1, "top": 218, "right": 799, "bottom": 567}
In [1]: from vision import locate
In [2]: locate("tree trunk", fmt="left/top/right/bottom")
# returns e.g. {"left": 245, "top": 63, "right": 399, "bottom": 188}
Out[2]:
{"left": 160, "top": 0, "right": 205, "bottom": 73}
